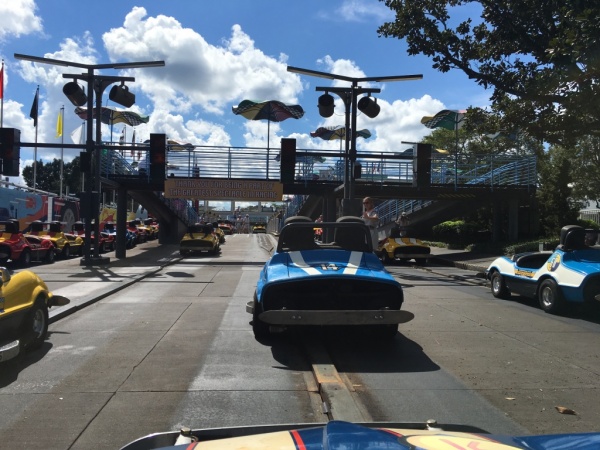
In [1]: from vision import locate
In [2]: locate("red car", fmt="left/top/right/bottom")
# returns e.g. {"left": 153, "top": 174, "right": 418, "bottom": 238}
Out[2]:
{"left": 0, "top": 220, "right": 55, "bottom": 266}
{"left": 72, "top": 221, "right": 115, "bottom": 253}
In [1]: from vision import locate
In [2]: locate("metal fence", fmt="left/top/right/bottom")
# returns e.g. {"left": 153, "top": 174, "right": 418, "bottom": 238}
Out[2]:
{"left": 100, "top": 143, "right": 537, "bottom": 227}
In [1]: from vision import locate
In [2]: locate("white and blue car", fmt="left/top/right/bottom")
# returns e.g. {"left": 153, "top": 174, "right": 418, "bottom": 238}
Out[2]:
{"left": 486, "top": 225, "right": 600, "bottom": 314}
{"left": 246, "top": 216, "right": 413, "bottom": 339}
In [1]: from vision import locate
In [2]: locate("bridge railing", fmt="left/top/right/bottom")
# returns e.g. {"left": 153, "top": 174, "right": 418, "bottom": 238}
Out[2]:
{"left": 102, "top": 143, "right": 537, "bottom": 188}
{"left": 100, "top": 144, "right": 536, "bottom": 227}
{"left": 375, "top": 155, "right": 537, "bottom": 226}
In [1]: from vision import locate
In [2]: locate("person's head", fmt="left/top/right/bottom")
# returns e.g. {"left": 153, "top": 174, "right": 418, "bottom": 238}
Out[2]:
{"left": 362, "top": 197, "right": 374, "bottom": 209}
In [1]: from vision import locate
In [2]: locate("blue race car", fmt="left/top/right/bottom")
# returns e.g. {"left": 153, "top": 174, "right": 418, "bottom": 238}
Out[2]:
{"left": 486, "top": 225, "right": 600, "bottom": 314}
{"left": 246, "top": 216, "right": 413, "bottom": 339}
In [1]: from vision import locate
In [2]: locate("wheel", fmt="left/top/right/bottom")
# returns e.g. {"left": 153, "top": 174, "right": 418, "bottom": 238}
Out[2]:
{"left": 252, "top": 299, "right": 270, "bottom": 339}
{"left": 382, "top": 251, "right": 393, "bottom": 264}
{"left": 491, "top": 271, "right": 510, "bottom": 299}
{"left": 99, "top": 241, "right": 106, "bottom": 254}
{"left": 45, "top": 248, "right": 55, "bottom": 264}
{"left": 62, "top": 245, "right": 71, "bottom": 259}
{"left": 20, "top": 299, "right": 49, "bottom": 351}
{"left": 538, "top": 279, "right": 566, "bottom": 314}
{"left": 19, "top": 249, "right": 31, "bottom": 267}
{"left": 417, "top": 258, "right": 428, "bottom": 266}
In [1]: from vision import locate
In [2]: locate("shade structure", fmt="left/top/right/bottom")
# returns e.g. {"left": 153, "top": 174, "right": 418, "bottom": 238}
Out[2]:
{"left": 421, "top": 109, "right": 466, "bottom": 131}
{"left": 75, "top": 106, "right": 149, "bottom": 126}
{"left": 142, "top": 138, "right": 194, "bottom": 151}
{"left": 310, "top": 125, "right": 371, "bottom": 141}
{"left": 232, "top": 99, "right": 304, "bottom": 150}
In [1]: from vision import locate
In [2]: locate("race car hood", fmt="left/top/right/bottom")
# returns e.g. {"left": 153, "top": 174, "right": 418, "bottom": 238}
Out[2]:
{"left": 120, "top": 420, "right": 600, "bottom": 450}
{"left": 265, "top": 249, "right": 394, "bottom": 282}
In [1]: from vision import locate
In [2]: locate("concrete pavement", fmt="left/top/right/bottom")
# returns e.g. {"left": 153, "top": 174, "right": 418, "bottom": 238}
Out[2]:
{"left": 39, "top": 239, "right": 496, "bottom": 324}
{"left": 44, "top": 240, "right": 183, "bottom": 322}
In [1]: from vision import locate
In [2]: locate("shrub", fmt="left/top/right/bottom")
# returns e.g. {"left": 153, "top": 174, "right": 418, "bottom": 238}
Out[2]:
{"left": 432, "top": 220, "right": 480, "bottom": 244}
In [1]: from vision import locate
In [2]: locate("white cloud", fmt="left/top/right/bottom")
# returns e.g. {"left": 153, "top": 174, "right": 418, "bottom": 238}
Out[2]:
{"left": 0, "top": 0, "right": 43, "bottom": 41}
{"left": 336, "top": 0, "right": 394, "bottom": 23}
{"left": 102, "top": 8, "right": 303, "bottom": 114}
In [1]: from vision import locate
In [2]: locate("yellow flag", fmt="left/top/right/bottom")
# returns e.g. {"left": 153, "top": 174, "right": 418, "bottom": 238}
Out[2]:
{"left": 56, "top": 110, "right": 63, "bottom": 137}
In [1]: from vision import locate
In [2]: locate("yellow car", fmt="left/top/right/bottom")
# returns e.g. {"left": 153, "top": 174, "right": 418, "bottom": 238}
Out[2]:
{"left": 252, "top": 223, "right": 267, "bottom": 234}
{"left": 180, "top": 223, "right": 220, "bottom": 256}
{"left": 28, "top": 221, "right": 84, "bottom": 259}
{"left": 0, "top": 267, "right": 70, "bottom": 362}
{"left": 210, "top": 222, "right": 226, "bottom": 244}
{"left": 376, "top": 226, "right": 430, "bottom": 265}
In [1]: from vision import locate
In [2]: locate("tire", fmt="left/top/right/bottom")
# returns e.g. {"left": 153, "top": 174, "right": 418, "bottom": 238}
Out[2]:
{"left": 252, "top": 299, "right": 270, "bottom": 339}
{"left": 538, "top": 279, "right": 566, "bottom": 314}
{"left": 19, "top": 249, "right": 31, "bottom": 267}
{"left": 417, "top": 258, "right": 428, "bottom": 266}
{"left": 21, "top": 299, "right": 49, "bottom": 351}
{"left": 62, "top": 245, "right": 71, "bottom": 259}
{"left": 491, "top": 271, "right": 510, "bottom": 299}
{"left": 382, "top": 251, "right": 393, "bottom": 264}
{"left": 45, "top": 248, "right": 55, "bottom": 264}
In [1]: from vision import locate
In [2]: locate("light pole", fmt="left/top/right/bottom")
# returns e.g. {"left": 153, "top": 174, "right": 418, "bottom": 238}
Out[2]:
{"left": 14, "top": 54, "right": 164, "bottom": 264}
{"left": 287, "top": 66, "right": 422, "bottom": 216}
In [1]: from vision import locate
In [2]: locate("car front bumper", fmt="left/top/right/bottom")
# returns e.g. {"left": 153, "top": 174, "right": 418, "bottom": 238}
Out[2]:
{"left": 0, "top": 339, "right": 20, "bottom": 362}
{"left": 246, "top": 301, "right": 413, "bottom": 325}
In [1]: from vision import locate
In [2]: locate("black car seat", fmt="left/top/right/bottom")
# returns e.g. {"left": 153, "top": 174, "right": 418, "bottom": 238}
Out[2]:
{"left": 279, "top": 216, "right": 317, "bottom": 252}
{"left": 334, "top": 217, "right": 370, "bottom": 252}
{"left": 558, "top": 225, "right": 586, "bottom": 251}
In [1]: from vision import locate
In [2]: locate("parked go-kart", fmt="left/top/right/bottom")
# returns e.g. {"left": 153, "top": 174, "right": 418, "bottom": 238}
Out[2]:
{"left": 0, "top": 267, "right": 69, "bottom": 362}
{"left": 486, "top": 225, "right": 600, "bottom": 314}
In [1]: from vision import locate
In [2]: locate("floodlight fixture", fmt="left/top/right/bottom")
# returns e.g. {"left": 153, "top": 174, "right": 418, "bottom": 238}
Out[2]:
{"left": 109, "top": 82, "right": 135, "bottom": 108}
{"left": 357, "top": 95, "right": 380, "bottom": 118}
{"left": 318, "top": 93, "right": 335, "bottom": 118}
{"left": 62, "top": 81, "right": 87, "bottom": 107}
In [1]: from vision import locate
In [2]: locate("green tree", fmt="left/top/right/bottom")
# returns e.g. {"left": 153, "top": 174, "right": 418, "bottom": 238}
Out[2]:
{"left": 378, "top": 0, "right": 600, "bottom": 145}
{"left": 22, "top": 158, "right": 84, "bottom": 196}
{"left": 569, "top": 135, "right": 600, "bottom": 204}
{"left": 536, "top": 145, "right": 581, "bottom": 235}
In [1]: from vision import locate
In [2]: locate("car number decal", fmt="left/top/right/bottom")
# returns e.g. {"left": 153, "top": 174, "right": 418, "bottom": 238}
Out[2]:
{"left": 288, "top": 251, "right": 362, "bottom": 276}
{"left": 547, "top": 254, "right": 561, "bottom": 272}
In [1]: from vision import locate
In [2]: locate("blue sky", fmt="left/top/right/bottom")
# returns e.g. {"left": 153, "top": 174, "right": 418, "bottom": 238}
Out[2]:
{"left": 0, "top": 0, "right": 490, "bottom": 183}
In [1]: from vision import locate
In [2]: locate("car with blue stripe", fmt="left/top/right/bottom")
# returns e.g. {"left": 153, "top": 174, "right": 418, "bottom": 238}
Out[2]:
{"left": 246, "top": 216, "right": 412, "bottom": 339}
{"left": 486, "top": 225, "right": 600, "bottom": 314}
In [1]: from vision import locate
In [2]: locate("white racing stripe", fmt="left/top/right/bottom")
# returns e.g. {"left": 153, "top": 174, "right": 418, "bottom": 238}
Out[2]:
{"left": 343, "top": 251, "right": 362, "bottom": 275}
{"left": 289, "top": 251, "right": 321, "bottom": 275}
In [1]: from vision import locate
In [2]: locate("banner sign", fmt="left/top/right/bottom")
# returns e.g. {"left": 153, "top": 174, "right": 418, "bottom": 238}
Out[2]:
{"left": 164, "top": 178, "right": 283, "bottom": 201}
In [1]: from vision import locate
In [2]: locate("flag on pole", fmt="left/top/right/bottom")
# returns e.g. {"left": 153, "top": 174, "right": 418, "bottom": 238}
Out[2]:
{"left": 119, "top": 127, "right": 126, "bottom": 144}
{"left": 30, "top": 88, "right": 39, "bottom": 127}
{"left": 0, "top": 65, "right": 4, "bottom": 99}
{"left": 56, "top": 109, "right": 63, "bottom": 137}
{"left": 70, "top": 123, "right": 85, "bottom": 145}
